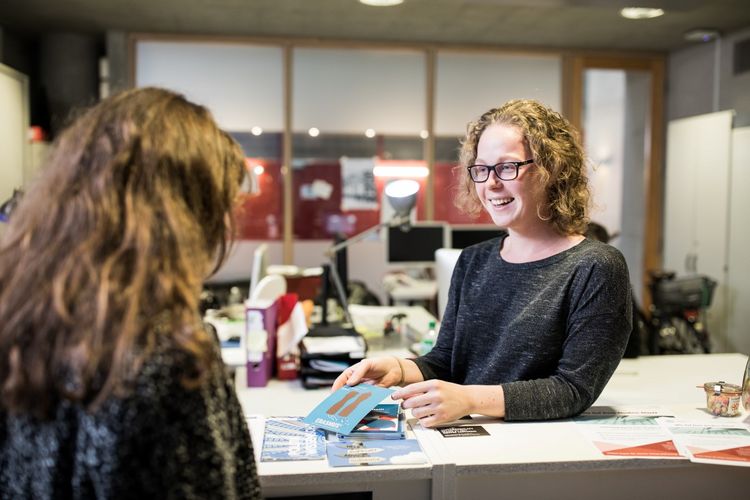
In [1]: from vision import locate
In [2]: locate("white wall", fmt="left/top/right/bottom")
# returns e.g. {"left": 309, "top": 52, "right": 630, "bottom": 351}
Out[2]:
{"left": 668, "top": 42, "right": 717, "bottom": 121}
{"left": 136, "top": 41, "right": 284, "bottom": 132}
{"left": 0, "top": 63, "right": 28, "bottom": 203}
{"left": 435, "top": 51, "right": 561, "bottom": 136}
{"left": 293, "top": 48, "right": 425, "bottom": 135}
{"left": 669, "top": 27, "right": 750, "bottom": 126}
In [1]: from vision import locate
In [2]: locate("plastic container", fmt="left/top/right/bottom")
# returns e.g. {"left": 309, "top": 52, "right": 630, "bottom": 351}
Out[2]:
{"left": 418, "top": 320, "right": 437, "bottom": 356}
{"left": 702, "top": 381, "right": 742, "bottom": 417}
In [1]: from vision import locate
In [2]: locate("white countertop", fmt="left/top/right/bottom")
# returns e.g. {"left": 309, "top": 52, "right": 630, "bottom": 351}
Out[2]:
{"left": 236, "top": 353, "right": 749, "bottom": 499}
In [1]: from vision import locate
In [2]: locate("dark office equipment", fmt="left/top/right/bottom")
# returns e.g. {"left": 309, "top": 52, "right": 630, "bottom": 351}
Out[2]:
{"left": 733, "top": 37, "right": 750, "bottom": 75}
{"left": 450, "top": 225, "right": 504, "bottom": 249}
{"left": 386, "top": 223, "right": 448, "bottom": 265}
{"left": 647, "top": 270, "right": 717, "bottom": 354}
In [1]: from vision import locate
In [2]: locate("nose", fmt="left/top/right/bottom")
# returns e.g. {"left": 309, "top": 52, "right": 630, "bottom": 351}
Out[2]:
{"left": 486, "top": 168, "right": 503, "bottom": 187}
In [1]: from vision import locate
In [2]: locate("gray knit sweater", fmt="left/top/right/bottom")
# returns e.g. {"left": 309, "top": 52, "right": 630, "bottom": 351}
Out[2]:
{"left": 413, "top": 235, "right": 632, "bottom": 421}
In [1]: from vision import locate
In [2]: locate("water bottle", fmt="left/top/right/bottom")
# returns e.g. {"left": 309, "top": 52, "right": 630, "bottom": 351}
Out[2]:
{"left": 742, "top": 356, "right": 750, "bottom": 411}
{"left": 419, "top": 320, "right": 437, "bottom": 355}
{"left": 228, "top": 286, "right": 243, "bottom": 306}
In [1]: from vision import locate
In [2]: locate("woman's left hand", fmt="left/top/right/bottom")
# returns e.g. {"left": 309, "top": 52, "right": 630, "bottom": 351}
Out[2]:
{"left": 391, "top": 380, "right": 474, "bottom": 427}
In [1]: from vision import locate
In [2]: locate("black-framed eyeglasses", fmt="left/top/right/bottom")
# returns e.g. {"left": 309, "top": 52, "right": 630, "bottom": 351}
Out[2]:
{"left": 467, "top": 159, "right": 535, "bottom": 183}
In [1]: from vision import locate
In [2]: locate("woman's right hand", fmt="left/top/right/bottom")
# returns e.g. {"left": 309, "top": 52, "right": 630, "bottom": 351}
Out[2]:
{"left": 331, "top": 357, "right": 403, "bottom": 391}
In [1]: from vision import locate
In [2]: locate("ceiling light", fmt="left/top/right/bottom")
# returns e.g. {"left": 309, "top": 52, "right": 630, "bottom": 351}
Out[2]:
{"left": 365, "top": 128, "right": 376, "bottom": 138}
{"left": 419, "top": 130, "right": 429, "bottom": 139}
{"left": 251, "top": 126, "right": 263, "bottom": 136}
{"left": 684, "top": 28, "right": 720, "bottom": 42}
{"left": 620, "top": 7, "right": 664, "bottom": 20}
{"left": 359, "top": 0, "right": 404, "bottom": 6}
{"left": 308, "top": 127, "right": 320, "bottom": 137}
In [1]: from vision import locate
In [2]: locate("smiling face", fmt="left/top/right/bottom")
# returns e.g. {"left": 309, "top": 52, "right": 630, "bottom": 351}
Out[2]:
{"left": 473, "top": 123, "right": 547, "bottom": 233}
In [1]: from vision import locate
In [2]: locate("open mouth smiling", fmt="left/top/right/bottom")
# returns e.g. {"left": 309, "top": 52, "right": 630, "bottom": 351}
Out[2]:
{"left": 489, "top": 198, "right": 513, "bottom": 207}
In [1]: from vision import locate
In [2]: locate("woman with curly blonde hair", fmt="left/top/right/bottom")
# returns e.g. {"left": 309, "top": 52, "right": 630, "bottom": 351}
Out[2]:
{"left": 0, "top": 87, "right": 261, "bottom": 499}
{"left": 335, "top": 99, "right": 632, "bottom": 425}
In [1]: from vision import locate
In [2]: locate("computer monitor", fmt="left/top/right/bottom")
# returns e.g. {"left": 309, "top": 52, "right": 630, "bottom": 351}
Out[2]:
{"left": 386, "top": 222, "right": 449, "bottom": 267}
{"left": 450, "top": 224, "right": 504, "bottom": 249}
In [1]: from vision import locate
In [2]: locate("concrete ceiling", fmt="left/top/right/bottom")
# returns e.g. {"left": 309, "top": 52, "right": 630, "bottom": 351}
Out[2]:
{"left": 1, "top": 0, "right": 750, "bottom": 52}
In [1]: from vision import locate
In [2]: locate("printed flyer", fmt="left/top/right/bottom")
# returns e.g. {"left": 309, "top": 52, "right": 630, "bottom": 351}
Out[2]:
{"left": 303, "top": 384, "right": 395, "bottom": 435}
{"left": 574, "top": 407, "right": 682, "bottom": 458}
{"left": 658, "top": 418, "right": 750, "bottom": 467}
{"left": 260, "top": 417, "right": 326, "bottom": 462}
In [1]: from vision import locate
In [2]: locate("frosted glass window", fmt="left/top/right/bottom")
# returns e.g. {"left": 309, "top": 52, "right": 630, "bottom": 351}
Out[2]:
{"left": 435, "top": 52, "right": 562, "bottom": 136}
{"left": 293, "top": 48, "right": 425, "bottom": 135}
{"left": 135, "top": 41, "right": 283, "bottom": 132}
{"left": 584, "top": 70, "right": 625, "bottom": 238}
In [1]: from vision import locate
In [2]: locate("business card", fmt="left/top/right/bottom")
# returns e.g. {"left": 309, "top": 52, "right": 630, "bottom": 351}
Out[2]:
{"left": 436, "top": 425, "right": 489, "bottom": 438}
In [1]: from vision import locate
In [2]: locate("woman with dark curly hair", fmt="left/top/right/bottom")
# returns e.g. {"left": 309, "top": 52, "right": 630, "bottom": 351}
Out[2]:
{"left": 334, "top": 99, "right": 632, "bottom": 424}
{"left": 0, "top": 87, "right": 261, "bottom": 499}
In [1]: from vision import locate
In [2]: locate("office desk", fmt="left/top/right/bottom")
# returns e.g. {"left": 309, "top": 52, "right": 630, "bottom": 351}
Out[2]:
{"left": 413, "top": 353, "right": 749, "bottom": 500}
{"left": 236, "top": 348, "right": 748, "bottom": 499}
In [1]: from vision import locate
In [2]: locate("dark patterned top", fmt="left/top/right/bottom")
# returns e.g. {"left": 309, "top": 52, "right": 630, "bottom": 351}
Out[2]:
{"left": 0, "top": 340, "right": 261, "bottom": 499}
{"left": 413, "top": 235, "right": 632, "bottom": 421}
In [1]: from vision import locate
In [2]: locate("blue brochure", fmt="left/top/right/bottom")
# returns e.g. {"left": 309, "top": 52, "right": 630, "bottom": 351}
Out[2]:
{"left": 336, "top": 403, "right": 405, "bottom": 440}
{"left": 303, "top": 384, "right": 395, "bottom": 435}
{"left": 326, "top": 439, "right": 427, "bottom": 467}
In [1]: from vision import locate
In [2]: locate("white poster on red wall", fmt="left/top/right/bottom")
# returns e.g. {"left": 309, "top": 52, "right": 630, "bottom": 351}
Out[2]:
{"left": 340, "top": 157, "right": 377, "bottom": 211}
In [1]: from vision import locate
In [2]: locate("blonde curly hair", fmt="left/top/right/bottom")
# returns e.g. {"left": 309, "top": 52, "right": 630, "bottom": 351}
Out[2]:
{"left": 454, "top": 99, "right": 590, "bottom": 235}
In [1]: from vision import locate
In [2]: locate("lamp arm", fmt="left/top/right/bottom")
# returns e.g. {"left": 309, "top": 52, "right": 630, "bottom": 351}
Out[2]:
{"left": 325, "top": 213, "right": 411, "bottom": 257}
{"left": 327, "top": 258, "right": 354, "bottom": 326}
{"left": 323, "top": 212, "right": 411, "bottom": 327}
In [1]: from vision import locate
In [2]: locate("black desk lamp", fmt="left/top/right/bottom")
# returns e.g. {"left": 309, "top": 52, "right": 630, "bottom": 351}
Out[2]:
{"left": 315, "top": 179, "right": 419, "bottom": 334}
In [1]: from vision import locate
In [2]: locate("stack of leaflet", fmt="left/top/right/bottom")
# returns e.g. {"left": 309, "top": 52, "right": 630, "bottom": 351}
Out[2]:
{"left": 336, "top": 403, "right": 405, "bottom": 441}
{"left": 299, "top": 327, "right": 367, "bottom": 389}
{"left": 260, "top": 417, "right": 326, "bottom": 462}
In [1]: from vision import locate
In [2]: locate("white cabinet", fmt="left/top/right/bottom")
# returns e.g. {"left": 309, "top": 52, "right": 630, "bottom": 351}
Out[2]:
{"left": 727, "top": 127, "right": 750, "bottom": 355}
{"left": 664, "top": 111, "right": 733, "bottom": 351}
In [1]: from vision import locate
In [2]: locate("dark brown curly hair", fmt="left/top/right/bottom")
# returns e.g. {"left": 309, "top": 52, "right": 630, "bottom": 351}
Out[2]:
{"left": 0, "top": 87, "right": 245, "bottom": 418}
{"left": 454, "top": 99, "right": 590, "bottom": 235}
